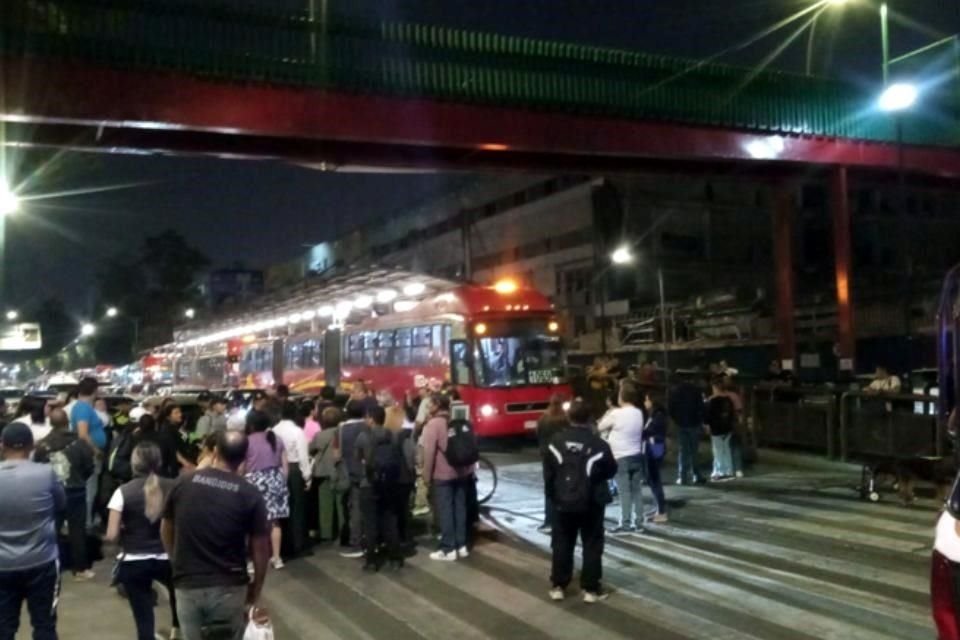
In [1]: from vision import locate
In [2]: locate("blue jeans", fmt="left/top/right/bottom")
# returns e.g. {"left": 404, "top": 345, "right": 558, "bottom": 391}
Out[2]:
{"left": 676, "top": 428, "right": 702, "bottom": 483}
{"left": 615, "top": 455, "right": 645, "bottom": 527}
{"left": 433, "top": 480, "right": 467, "bottom": 552}
{"left": 0, "top": 560, "right": 60, "bottom": 640}
{"left": 711, "top": 434, "right": 733, "bottom": 477}
{"left": 175, "top": 585, "right": 247, "bottom": 640}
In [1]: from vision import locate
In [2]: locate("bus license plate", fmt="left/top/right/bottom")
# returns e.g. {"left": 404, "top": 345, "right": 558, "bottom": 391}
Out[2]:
{"left": 524, "top": 420, "right": 537, "bottom": 430}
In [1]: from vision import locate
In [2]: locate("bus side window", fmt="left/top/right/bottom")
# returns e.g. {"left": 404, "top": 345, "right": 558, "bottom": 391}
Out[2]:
{"left": 395, "top": 327, "right": 412, "bottom": 366}
{"left": 450, "top": 340, "right": 471, "bottom": 385}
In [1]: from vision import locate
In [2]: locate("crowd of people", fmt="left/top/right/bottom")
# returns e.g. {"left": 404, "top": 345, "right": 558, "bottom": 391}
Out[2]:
{"left": 0, "top": 364, "right": 762, "bottom": 637}
{"left": 0, "top": 376, "right": 486, "bottom": 639}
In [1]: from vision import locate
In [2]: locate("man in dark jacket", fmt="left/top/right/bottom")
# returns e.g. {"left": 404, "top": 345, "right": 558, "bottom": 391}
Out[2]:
{"left": 338, "top": 401, "right": 370, "bottom": 558}
{"left": 668, "top": 379, "right": 705, "bottom": 485}
{"left": 34, "top": 408, "right": 96, "bottom": 580}
{"left": 545, "top": 400, "right": 617, "bottom": 603}
{"left": 355, "top": 406, "right": 407, "bottom": 571}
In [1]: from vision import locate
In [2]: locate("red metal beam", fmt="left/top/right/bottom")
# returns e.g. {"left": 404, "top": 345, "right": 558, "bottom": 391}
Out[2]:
{"left": 830, "top": 167, "right": 856, "bottom": 373}
{"left": 773, "top": 186, "right": 797, "bottom": 369}
{"left": 3, "top": 57, "right": 960, "bottom": 178}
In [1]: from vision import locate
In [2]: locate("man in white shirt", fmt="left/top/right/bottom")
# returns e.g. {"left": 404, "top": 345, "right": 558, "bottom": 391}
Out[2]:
{"left": 597, "top": 384, "right": 645, "bottom": 533}
{"left": 866, "top": 366, "right": 902, "bottom": 394}
{"left": 272, "top": 402, "right": 311, "bottom": 557}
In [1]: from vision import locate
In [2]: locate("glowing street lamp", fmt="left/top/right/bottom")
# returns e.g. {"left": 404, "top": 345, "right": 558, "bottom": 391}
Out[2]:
{"left": 80, "top": 323, "right": 96, "bottom": 337}
{"left": 5, "top": 310, "right": 17, "bottom": 321}
{"left": 877, "top": 82, "right": 918, "bottom": 112}
{"left": 611, "top": 246, "right": 634, "bottom": 265}
{"left": 105, "top": 307, "right": 119, "bottom": 318}
{"left": 0, "top": 181, "right": 18, "bottom": 218}
{"left": 184, "top": 308, "right": 196, "bottom": 320}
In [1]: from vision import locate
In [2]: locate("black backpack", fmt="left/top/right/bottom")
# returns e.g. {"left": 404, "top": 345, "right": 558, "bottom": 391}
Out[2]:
{"left": 554, "top": 442, "right": 593, "bottom": 513}
{"left": 370, "top": 432, "right": 403, "bottom": 489}
{"left": 108, "top": 428, "right": 136, "bottom": 482}
{"left": 443, "top": 419, "right": 480, "bottom": 468}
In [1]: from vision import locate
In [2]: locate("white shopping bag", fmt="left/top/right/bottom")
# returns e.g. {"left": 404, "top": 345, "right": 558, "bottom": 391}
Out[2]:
{"left": 243, "top": 619, "right": 275, "bottom": 640}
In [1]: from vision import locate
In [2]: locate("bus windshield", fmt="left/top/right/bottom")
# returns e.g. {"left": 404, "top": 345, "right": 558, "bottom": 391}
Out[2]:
{"left": 474, "top": 335, "right": 564, "bottom": 387}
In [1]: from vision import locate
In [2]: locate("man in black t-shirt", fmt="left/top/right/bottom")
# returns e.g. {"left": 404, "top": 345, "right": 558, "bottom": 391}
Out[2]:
{"left": 161, "top": 431, "right": 271, "bottom": 640}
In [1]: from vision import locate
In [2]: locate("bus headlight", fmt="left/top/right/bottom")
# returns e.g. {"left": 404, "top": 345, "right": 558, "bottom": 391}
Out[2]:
{"left": 479, "top": 404, "right": 497, "bottom": 418}
{"left": 562, "top": 401, "right": 571, "bottom": 412}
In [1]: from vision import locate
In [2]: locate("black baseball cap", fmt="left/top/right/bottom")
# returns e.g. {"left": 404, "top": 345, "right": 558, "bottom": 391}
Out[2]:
{"left": 1, "top": 422, "right": 34, "bottom": 450}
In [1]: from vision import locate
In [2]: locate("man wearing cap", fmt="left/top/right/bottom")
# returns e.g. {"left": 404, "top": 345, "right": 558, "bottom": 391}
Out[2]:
{"left": 0, "top": 423, "right": 66, "bottom": 640}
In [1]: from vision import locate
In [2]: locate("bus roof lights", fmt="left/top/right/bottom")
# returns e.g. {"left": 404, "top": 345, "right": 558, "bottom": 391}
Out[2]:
{"left": 394, "top": 299, "right": 418, "bottom": 313}
{"left": 288, "top": 313, "right": 302, "bottom": 324}
{"left": 335, "top": 301, "right": 354, "bottom": 316}
{"left": 318, "top": 305, "right": 334, "bottom": 317}
{"left": 301, "top": 310, "right": 316, "bottom": 321}
{"left": 354, "top": 295, "right": 373, "bottom": 309}
{"left": 494, "top": 278, "right": 518, "bottom": 294}
{"left": 376, "top": 289, "right": 398, "bottom": 304}
{"left": 403, "top": 282, "right": 426, "bottom": 297}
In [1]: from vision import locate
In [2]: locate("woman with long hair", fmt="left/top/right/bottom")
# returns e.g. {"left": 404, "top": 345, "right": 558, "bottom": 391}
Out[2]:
{"left": 245, "top": 409, "right": 289, "bottom": 569}
{"left": 642, "top": 392, "right": 669, "bottom": 523}
{"left": 105, "top": 442, "right": 180, "bottom": 640}
{"left": 536, "top": 394, "right": 570, "bottom": 532}
{"left": 159, "top": 404, "right": 197, "bottom": 474}
{"left": 385, "top": 405, "right": 417, "bottom": 550}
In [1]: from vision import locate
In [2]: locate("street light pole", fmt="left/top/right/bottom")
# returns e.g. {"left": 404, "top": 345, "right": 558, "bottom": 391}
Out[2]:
{"left": 657, "top": 267, "right": 670, "bottom": 392}
{"left": 881, "top": 2, "right": 890, "bottom": 85}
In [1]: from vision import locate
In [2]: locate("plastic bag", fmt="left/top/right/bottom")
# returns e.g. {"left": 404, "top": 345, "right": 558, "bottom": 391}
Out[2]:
{"left": 243, "top": 619, "right": 274, "bottom": 640}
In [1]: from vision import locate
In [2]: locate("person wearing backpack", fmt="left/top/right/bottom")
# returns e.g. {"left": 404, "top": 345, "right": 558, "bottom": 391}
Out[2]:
{"left": 34, "top": 408, "right": 96, "bottom": 581}
{"left": 545, "top": 400, "right": 617, "bottom": 603}
{"left": 704, "top": 378, "right": 736, "bottom": 481}
{"left": 421, "top": 393, "right": 477, "bottom": 561}
{"left": 354, "top": 406, "right": 406, "bottom": 571}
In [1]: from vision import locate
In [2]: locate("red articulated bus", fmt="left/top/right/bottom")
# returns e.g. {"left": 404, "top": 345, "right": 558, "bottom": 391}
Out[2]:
{"left": 172, "top": 273, "right": 572, "bottom": 437}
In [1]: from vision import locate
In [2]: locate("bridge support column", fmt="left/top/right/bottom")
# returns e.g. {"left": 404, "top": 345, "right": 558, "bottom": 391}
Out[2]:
{"left": 773, "top": 185, "right": 796, "bottom": 371}
{"left": 830, "top": 166, "right": 856, "bottom": 374}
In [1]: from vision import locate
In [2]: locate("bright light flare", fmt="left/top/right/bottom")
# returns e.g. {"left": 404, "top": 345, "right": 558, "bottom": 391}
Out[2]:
{"left": 184, "top": 308, "right": 196, "bottom": 319}
{"left": 878, "top": 83, "right": 918, "bottom": 112}
{"left": 376, "top": 289, "right": 398, "bottom": 304}
{"left": 493, "top": 279, "right": 518, "bottom": 294}
{"left": 5, "top": 310, "right": 17, "bottom": 321}
{"left": 611, "top": 246, "right": 634, "bottom": 265}
{"left": 403, "top": 282, "right": 426, "bottom": 297}
{"left": 105, "top": 307, "right": 118, "bottom": 318}
{"left": 353, "top": 295, "right": 373, "bottom": 309}
{"left": 0, "top": 181, "right": 19, "bottom": 217}
{"left": 80, "top": 323, "right": 96, "bottom": 337}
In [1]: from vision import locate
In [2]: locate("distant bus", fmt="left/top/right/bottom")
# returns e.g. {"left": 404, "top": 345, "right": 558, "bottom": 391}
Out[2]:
{"left": 173, "top": 280, "right": 571, "bottom": 437}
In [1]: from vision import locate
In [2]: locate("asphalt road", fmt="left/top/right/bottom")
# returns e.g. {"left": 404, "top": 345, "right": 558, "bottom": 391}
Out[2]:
{"left": 16, "top": 449, "right": 937, "bottom": 639}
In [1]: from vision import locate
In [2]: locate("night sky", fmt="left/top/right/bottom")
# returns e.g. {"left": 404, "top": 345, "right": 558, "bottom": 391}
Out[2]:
{"left": 6, "top": 0, "right": 958, "bottom": 310}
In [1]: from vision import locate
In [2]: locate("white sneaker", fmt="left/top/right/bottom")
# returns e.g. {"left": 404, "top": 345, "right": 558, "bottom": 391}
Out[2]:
{"left": 584, "top": 590, "right": 610, "bottom": 604}
{"left": 457, "top": 546, "right": 470, "bottom": 559}
{"left": 548, "top": 587, "right": 565, "bottom": 601}
{"left": 72, "top": 570, "right": 96, "bottom": 582}
{"left": 429, "top": 550, "right": 457, "bottom": 562}
{"left": 271, "top": 558, "right": 285, "bottom": 570}
{"left": 246, "top": 562, "right": 254, "bottom": 575}
{"left": 412, "top": 506, "right": 431, "bottom": 517}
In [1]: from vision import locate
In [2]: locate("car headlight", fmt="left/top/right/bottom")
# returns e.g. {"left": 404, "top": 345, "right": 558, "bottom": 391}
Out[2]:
{"left": 479, "top": 404, "right": 497, "bottom": 418}
{"left": 562, "top": 401, "right": 571, "bottom": 412}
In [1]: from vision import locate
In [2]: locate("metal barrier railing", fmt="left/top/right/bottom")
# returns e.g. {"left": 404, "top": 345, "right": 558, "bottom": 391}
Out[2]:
{"left": 839, "top": 390, "right": 944, "bottom": 462}
{"left": 750, "top": 384, "right": 839, "bottom": 458}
